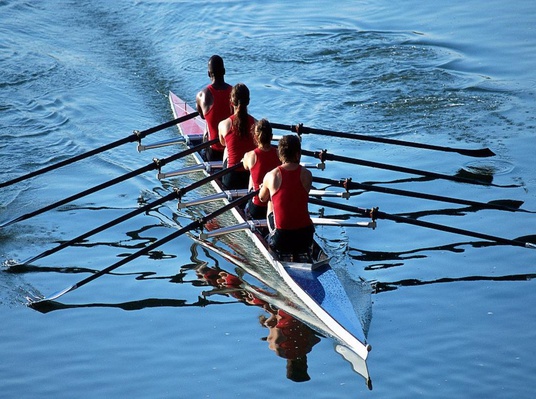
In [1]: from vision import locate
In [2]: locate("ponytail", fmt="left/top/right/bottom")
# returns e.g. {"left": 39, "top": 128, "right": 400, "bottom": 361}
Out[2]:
{"left": 231, "top": 83, "right": 250, "bottom": 138}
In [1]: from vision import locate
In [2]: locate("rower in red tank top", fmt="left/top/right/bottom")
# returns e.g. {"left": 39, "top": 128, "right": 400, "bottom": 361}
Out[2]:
{"left": 258, "top": 135, "right": 315, "bottom": 255}
{"left": 243, "top": 119, "right": 281, "bottom": 219}
{"left": 219, "top": 83, "right": 256, "bottom": 190}
{"left": 224, "top": 114, "right": 256, "bottom": 169}
{"left": 196, "top": 55, "right": 233, "bottom": 161}
{"left": 271, "top": 165, "right": 311, "bottom": 229}
{"left": 204, "top": 84, "right": 232, "bottom": 151}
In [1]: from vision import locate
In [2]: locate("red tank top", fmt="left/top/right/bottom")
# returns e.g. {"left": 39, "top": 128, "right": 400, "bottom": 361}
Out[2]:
{"left": 251, "top": 147, "right": 281, "bottom": 206}
{"left": 272, "top": 165, "right": 312, "bottom": 230}
{"left": 204, "top": 84, "right": 232, "bottom": 152}
{"left": 225, "top": 115, "right": 256, "bottom": 170}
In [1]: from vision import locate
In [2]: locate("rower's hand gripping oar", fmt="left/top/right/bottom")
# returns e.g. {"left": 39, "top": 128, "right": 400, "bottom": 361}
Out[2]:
{"left": 15, "top": 160, "right": 241, "bottom": 267}
{"left": 312, "top": 176, "right": 532, "bottom": 213}
{"left": 271, "top": 122, "right": 495, "bottom": 158}
{"left": 28, "top": 189, "right": 259, "bottom": 306}
{"left": 0, "top": 111, "right": 199, "bottom": 189}
{"left": 309, "top": 197, "right": 536, "bottom": 249}
{"left": 0, "top": 138, "right": 218, "bottom": 229}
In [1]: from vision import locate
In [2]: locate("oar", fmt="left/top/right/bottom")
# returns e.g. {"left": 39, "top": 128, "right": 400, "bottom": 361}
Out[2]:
{"left": 302, "top": 149, "right": 518, "bottom": 188}
{"left": 0, "top": 111, "right": 199, "bottom": 189}
{"left": 0, "top": 138, "right": 218, "bottom": 229}
{"left": 16, "top": 162, "right": 242, "bottom": 266}
{"left": 311, "top": 176, "right": 530, "bottom": 213}
{"left": 271, "top": 122, "right": 495, "bottom": 158}
{"left": 28, "top": 189, "right": 259, "bottom": 306}
{"left": 309, "top": 198, "right": 536, "bottom": 249}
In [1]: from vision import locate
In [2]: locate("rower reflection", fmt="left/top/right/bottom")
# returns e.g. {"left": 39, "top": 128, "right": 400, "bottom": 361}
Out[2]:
{"left": 195, "top": 264, "right": 320, "bottom": 382}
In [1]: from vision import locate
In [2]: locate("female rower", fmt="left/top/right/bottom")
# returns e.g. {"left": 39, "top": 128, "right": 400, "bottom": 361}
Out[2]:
{"left": 218, "top": 83, "right": 256, "bottom": 189}
{"left": 243, "top": 119, "right": 281, "bottom": 220}
{"left": 258, "top": 135, "right": 315, "bottom": 256}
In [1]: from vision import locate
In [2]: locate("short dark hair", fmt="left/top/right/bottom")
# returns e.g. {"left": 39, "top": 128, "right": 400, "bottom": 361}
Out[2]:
{"left": 278, "top": 135, "right": 301, "bottom": 163}
{"left": 208, "top": 55, "right": 225, "bottom": 77}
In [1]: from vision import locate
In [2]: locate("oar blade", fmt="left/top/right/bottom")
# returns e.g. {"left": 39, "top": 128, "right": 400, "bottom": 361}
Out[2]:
{"left": 458, "top": 147, "right": 496, "bottom": 158}
{"left": 27, "top": 284, "right": 76, "bottom": 306}
{"left": 514, "top": 235, "right": 536, "bottom": 249}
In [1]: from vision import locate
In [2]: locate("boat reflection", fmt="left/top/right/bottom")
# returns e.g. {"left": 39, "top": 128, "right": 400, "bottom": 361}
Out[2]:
{"left": 195, "top": 263, "right": 321, "bottom": 382}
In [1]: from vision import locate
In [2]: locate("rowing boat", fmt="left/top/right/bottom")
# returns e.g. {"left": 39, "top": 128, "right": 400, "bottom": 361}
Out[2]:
{"left": 168, "top": 91, "right": 373, "bottom": 388}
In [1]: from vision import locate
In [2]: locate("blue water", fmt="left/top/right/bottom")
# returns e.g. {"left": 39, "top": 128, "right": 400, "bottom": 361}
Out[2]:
{"left": 1, "top": 0, "right": 536, "bottom": 398}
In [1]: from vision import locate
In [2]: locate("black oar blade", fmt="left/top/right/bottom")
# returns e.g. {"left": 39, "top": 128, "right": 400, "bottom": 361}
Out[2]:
{"left": 272, "top": 122, "right": 496, "bottom": 158}
{"left": 462, "top": 147, "right": 495, "bottom": 158}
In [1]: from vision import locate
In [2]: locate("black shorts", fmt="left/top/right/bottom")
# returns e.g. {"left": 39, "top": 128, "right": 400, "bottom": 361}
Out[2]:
{"left": 222, "top": 170, "right": 249, "bottom": 190}
{"left": 202, "top": 146, "right": 224, "bottom": 162}
{"left": 245, "top": 199, "right": 268, "bottom": 220}
{"left": 268, "top": 214, "right": 315, "bottom": 254}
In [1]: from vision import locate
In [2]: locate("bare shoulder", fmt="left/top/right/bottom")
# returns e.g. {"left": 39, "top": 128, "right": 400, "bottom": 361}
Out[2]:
{"left": 301, "top": 165, "right": 313, "bottom": 179}
{"left": 196, "top": 86, "right": 210, "bottom": 102}
{"left": 218, "top": 117, "right": 232, "bottom": 134}
{"left": 243, "top": 149, "right": 256, "bottom": 170}
{"left": 196, "top": 86, "right": 212, "bottom": 116}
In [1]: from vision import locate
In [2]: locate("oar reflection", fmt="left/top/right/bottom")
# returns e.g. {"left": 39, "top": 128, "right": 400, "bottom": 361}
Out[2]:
{"left": 373, "top": 273, "right": 536, "bottom": 294}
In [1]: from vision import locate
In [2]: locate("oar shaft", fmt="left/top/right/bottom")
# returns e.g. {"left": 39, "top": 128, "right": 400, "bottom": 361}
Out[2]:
{"left": 309, "top": 198, "right": 534, "bottom": 248}
{"left": 22, "top": 191, "right": 180, "bottom": 265}
{"left": 1, "top": 139, "right": 217, "bottom": 229}
{"left": 271, "top": 123, "right": 495, "bottom": 157}
{"left": 303, "top": 149, "right": 498, "bottom": 187}
{"left": 21, "top": 154, "right": 237, "bottom": 265}
{"left": 30, "top": 190, "right": 258, "bottom": 304}
{"left": 0, "top": 112, "right": 199, "bottom": 189}
{"left": 176, "top": 163, "right": 242, "bottom": 198}
{"left": 312, "top": 176, "right": 525, "bottom": 212}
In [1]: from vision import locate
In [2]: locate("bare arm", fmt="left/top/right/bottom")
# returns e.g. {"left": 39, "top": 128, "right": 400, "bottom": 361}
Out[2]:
{"left": 259, "top": 168, "right": 281, "bottom": 203}
{"left": 258, "top": 171, "right": 273, "bottom": 203}
{"left": 301, "top": 166, "right": 313, "bottom": 192}
{"left": 196, "top": 87, "right": 213, "bottom": 120}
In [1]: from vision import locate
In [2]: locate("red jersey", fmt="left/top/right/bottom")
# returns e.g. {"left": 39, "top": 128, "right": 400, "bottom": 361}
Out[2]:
{"left": 272, "top": 165, "right": 312, "bottom": 230}
{"left": 250, "top": 147, "right": 281, "bottom": 206}
{"left": 224, "top": 115, "right": 256, "bottom": 170}
{"left": 204, "top": 84, "right": 232, "bottom": 152}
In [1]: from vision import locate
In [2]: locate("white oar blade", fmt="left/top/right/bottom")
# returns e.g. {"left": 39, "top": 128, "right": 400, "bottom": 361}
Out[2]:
{"left": 27, "top": 284, "right": 76, "bottom": 305}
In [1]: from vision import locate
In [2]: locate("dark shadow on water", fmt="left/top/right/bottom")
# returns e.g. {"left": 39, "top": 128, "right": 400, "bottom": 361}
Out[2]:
{"left": 30, "top": 296, "right": 229, "bottom": 314}
{"left": 28, "top": 250, "right": 323, "bottom": 384}
{"left": 373, "top": 273, "right": 536, "bottom": 293}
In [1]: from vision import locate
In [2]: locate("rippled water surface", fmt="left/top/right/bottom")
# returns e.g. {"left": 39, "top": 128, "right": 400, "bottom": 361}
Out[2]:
{"left": 1, "top": 1, "right": 535, "bottom": 398}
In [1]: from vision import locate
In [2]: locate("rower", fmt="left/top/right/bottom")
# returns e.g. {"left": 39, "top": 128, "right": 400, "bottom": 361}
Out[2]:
{"left": 243, "top": 119, "right": 282, "bottom": 220}
{"left": 218, "top": 83, "right": 256, "bottom": 190}
{"left": 259, "top": 135, "right": 315, "bottom": 259}
{"left": 196, "top": 55, "right": 233, "bottom": 162}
